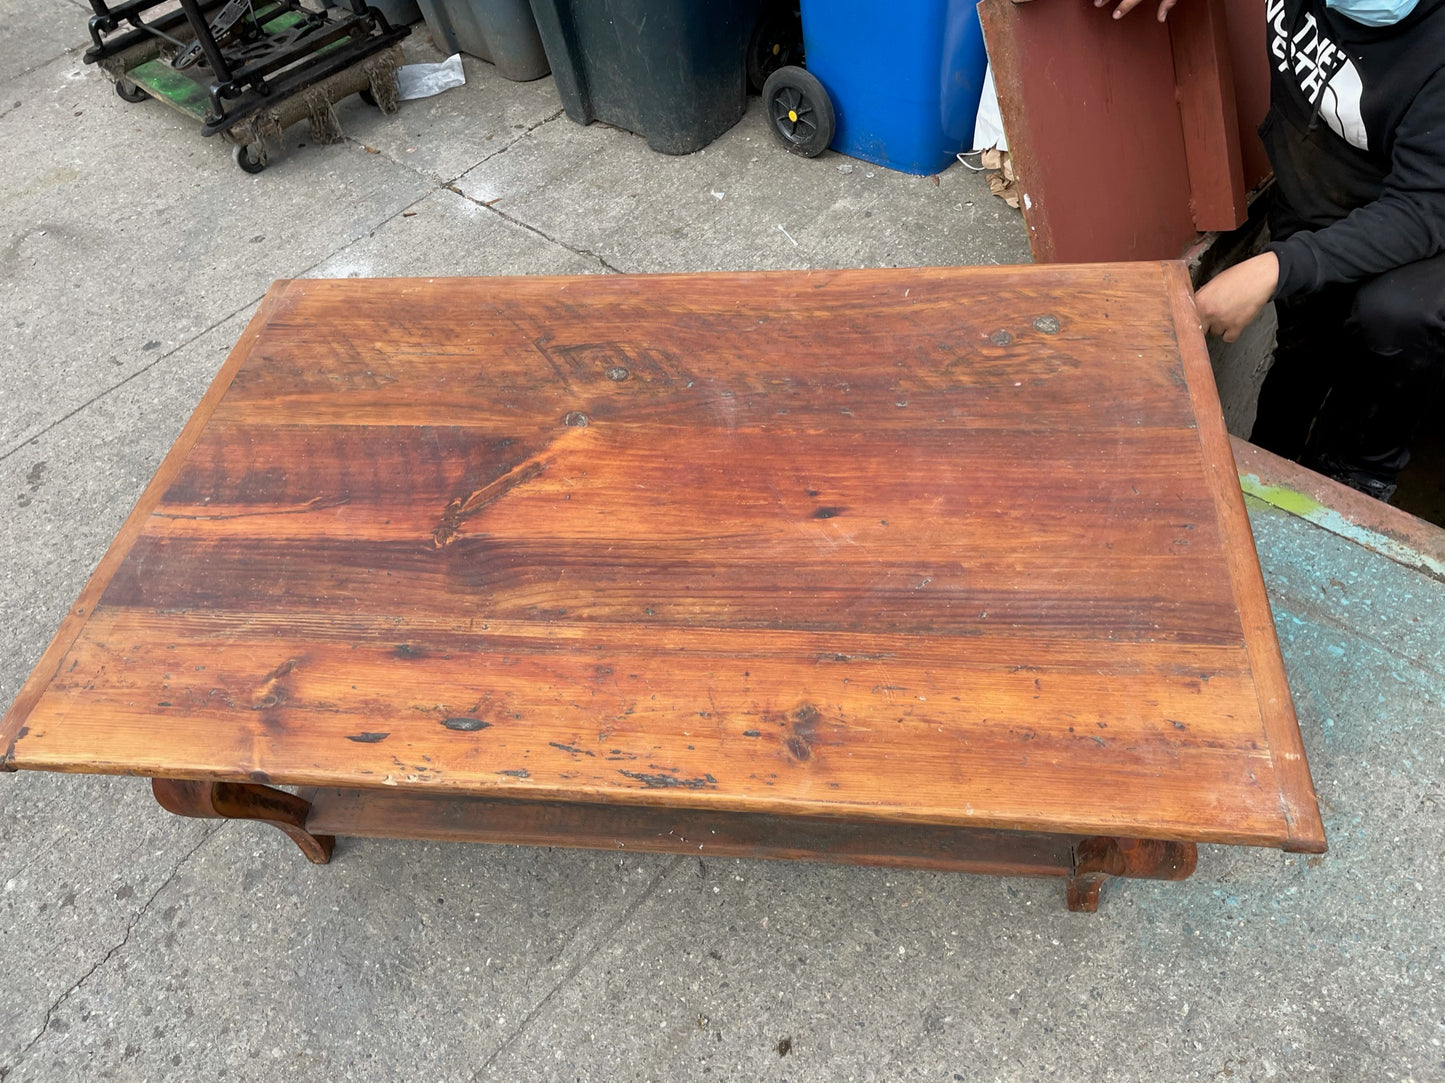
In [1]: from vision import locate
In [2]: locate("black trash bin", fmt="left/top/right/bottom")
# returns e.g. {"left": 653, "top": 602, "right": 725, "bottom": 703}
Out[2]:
{"left": 528, "top": 0, "right": 764, "bottom": 154}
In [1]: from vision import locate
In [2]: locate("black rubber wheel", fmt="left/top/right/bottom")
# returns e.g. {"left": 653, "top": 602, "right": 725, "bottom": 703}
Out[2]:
{"left": 762, "top": 66, "right": 834, "bottom": 158}
{"left": 114, "top": 78, "right": 148, "bottom": 104}
{"left": 233, "top": 142, "right": 266, "bottom": 174}
{"left": 747, "top": 8, "right": 804, "bottom": 93}
{"left": 359, "top": 86, "right": 378, "bottom": 108}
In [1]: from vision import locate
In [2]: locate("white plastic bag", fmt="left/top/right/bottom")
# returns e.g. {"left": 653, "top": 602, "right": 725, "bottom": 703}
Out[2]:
{"left": 396, "top": 53, "right": 466, "bottom": 101}
{"left": 972, "top": 63, "right": 1008, "bottom": 153}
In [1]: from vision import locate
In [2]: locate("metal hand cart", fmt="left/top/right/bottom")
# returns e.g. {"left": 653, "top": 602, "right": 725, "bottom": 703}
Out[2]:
{"left": 83, "top": 0, "right": 410, "bottom": 172}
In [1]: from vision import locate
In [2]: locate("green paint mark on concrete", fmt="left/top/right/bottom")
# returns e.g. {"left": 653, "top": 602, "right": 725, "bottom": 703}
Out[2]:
{"left": 1240, "top": 472, "right": 1445, "bottom": 582}
{"left": 1239, "top": 475, "right": 1324, "bottom": 520}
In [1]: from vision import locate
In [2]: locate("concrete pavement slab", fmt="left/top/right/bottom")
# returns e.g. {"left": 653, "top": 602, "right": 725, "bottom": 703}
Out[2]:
{"left": 0, "top": 57, "right": 432, "bottom": 456}
{"left": 450, "top": 98, "right": 1032, "bottom": 275}
{"left": 1, "top": 309, "right": 254, "bottom": 710}
{"left": 304, "top": 184, "right": 604, "bottom": 279}
{"left": 0, "top": 773, "right": 216, "bottom": 1076}
{"left": 1246, "top": 496, "right": 1445, "bottom": 674}
{"left": 330, "top": 41, "right": 568, "bottom": 186}
{"left": 0, "top": 0, "right": 87, "bottom": 87}
{"left": 4, "top": 827, "right": 680, "bottom": 1081}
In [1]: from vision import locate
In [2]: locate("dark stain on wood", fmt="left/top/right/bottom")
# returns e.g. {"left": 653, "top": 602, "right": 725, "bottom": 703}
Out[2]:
{"left": 812, "top": 506, "right": 846, "bottom": 519}
{"left": 261, "top": 658, "right": 297, "bottom": 682}
{"left": 441, "top": 717, "right": 491, "bottom": 732}
{"left": 550, "top": 742, "right": 595, "bottom": 757}
{"left": 498, "top": 769, "right": 530, "bottom": 778}
{"left": 346, "top": 732, "right": 390, "bottom": 743}
{"left": 1, "top": 725, "right": 29, "bottom": 769}
{"left": 619, "top": 770, "right": 718, "bottom": 789}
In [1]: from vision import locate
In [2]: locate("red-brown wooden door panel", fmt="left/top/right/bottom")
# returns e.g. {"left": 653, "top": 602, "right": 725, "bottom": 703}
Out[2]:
{"left": 980, "top": 0, "right": 1268, "bottom": 262}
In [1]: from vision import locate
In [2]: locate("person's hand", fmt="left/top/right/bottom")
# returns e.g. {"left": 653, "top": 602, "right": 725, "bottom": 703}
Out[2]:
{"left": 1096, "top": 0, "right": 1179, "bottom": 21}
{"left": 1193, "top": 252, "right": 1279, "bottom": 342}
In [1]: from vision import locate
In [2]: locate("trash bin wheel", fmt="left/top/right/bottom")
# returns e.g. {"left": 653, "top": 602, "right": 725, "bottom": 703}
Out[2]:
{"left": 747, "top": 8, "right": 803, "bottom": 92}
{"left": 114, "top": 78, "right": 149, "bottom": 103}
{"left": 233, "top": 143, "right": 266, "bottom": 174}
{"left": 762, "top": 66, "right": 833, "bottom": 158}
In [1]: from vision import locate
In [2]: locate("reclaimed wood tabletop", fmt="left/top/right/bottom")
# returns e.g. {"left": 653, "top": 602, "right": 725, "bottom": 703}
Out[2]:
{"left": 0, "top": 264, "right": 1326, "bottom": 857}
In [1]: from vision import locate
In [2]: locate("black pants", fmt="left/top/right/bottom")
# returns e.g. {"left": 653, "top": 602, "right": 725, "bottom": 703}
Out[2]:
{"left": 1250, "top": 252, "right": 1445, "bottom": 493}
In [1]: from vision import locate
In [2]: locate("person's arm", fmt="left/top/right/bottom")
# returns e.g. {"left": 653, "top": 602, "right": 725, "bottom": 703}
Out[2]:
{"left": 1270, "top": 68, "right": 1445, "bottom": 299}
{"left": 1194, "top": 252, "right": 1279, "bottom": 342}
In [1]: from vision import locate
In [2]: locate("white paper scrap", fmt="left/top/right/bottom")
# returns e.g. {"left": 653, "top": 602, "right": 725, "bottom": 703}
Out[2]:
{"left": 396, "top": 53, "right": 465, "bottom": 101}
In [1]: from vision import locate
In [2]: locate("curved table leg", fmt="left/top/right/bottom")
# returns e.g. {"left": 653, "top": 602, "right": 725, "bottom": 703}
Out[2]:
{"left": 152, "top": 778, "right": 335, "bottom": 864}
{"left": 1066, "top": 836, "right": 1197, "bottom": 912}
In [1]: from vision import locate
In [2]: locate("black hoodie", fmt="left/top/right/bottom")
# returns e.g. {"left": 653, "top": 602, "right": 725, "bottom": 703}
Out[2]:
{"left": 1261, "top": 0, "right": 1445, "bottom": 298}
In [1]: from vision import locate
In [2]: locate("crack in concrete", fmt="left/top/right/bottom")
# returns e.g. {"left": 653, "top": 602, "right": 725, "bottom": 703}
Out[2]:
{"left": 0, "top": 107, "right": 592, "bottom": 466}
{"left": 442, "top": 181, "right": 624, "bottom": 273}
{"left": 0, "top": 823, "right": 222, "bottom": 1078}
{"left": 468, "top": 855, "right": 683, "bottom": 1080}
{"left": 0, "top": 46, "right": 86, "bottom": 94}
{"left": 0, "top": 180, "right": 441, "bottom": 466}
{"left": 342, "top": 106, "right": 565, "bottom": 185}
{"left": 464, "top": 107, "right": 567, "bottom": 172}
{"left": 342, "top": 106, "right": 622, "bottom": 273}
{"left": 484, "top": 201, "right": 626, "bottom": 274}
{"left": 0, "top": 295, "right": 264, "bottom": 465}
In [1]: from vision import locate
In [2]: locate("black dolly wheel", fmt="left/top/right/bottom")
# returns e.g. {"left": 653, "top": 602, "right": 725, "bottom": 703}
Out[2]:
{"left": 762, "top": 65, "right": 834, "bottom": 158}
{"left": 114, "top": 78, "right": 148, "bottom": 103}
{"left": 747, "top": 7, "right": 804, "bottom": 93}
{"left": 232, "top": 142, "right": 266, "bottom": 174}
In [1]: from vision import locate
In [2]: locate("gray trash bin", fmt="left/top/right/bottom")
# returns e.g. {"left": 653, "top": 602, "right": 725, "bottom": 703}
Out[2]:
{"left": 417, "top": 0, "right": 549, "bottom": 81}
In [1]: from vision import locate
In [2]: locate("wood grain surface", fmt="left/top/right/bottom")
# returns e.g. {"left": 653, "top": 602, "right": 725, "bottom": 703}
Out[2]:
{"left": 0, "top": 265, "right": 1326, "bottom": 852}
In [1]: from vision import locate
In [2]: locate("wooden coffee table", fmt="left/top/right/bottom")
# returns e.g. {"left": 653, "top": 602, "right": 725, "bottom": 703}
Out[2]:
{"left": 0, "top": 265, "right": 1326, "bottom": 910}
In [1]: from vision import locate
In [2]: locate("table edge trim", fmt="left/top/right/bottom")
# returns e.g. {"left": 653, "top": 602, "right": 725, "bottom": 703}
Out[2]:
{"left": 0, "top": 280, "right": 298, "bottom": 769}
{"left": 1164, "top": 260, "right": 1327, "bottom": 853}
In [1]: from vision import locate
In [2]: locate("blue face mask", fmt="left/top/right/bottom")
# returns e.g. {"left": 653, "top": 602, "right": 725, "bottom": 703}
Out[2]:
{"left": 1325, "top": 0, "right": 1420, "bottom": 26}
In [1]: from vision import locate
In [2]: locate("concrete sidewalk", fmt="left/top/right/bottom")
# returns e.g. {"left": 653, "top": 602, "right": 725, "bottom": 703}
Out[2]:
{"left": 2, "top": 11, "right": 1442, "bottom": 1082}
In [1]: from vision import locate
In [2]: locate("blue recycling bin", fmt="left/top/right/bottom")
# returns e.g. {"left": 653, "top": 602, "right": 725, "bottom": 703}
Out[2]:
{"left": 798, "top": 0, "right": 988, "bottom": 175}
